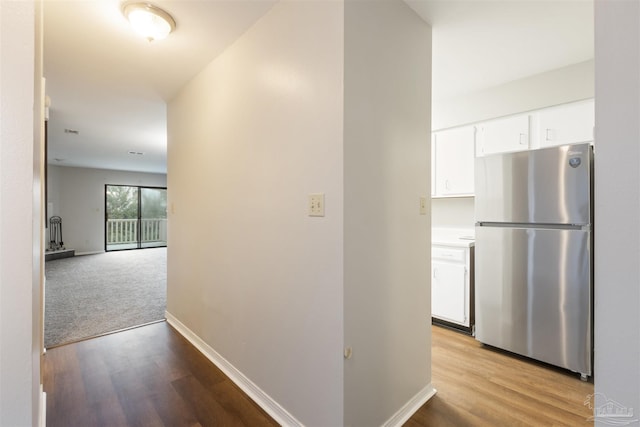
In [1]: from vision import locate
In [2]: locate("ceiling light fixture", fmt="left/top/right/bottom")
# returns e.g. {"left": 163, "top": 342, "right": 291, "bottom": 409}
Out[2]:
{"left": 123, "top": 2, "right": 176, "bottom": 42}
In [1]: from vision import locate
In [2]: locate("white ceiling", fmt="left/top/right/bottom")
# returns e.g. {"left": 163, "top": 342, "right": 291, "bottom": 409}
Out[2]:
{"left": 44, "top": 0, "right": 278, "bottom": 174}
{"left": 408, "top": 0, "right": 594, "bottom": 101}
{"left": 44, "top": 0, "right": 593, "bottom": 175}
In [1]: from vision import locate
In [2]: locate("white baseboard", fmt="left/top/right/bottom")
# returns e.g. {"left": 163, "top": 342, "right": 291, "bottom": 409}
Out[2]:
{"left": 382, "top": 383, "right": 437, "bottom": 427}
{"left": 39, "top": 385, "right": 46, "bottom": 427}
{"left": 166, "top": 311, "right": 435, "bottom": 427}
{"left": 165, "top": 312, "right": 303, "bottom": 427}
{"left": 75, "top": 250, "right": 104, "bottom": 256}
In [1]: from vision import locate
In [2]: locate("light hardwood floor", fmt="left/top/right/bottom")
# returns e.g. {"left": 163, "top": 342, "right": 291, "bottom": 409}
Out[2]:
{"left": 43, "top": 322, "right": 594, "bottom": 426}
{"left": 408, "top": 325, "right": 594, "bottom": 426}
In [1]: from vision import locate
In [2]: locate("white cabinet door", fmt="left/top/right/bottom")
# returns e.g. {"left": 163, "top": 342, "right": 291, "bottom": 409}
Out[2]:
{"left": 433, "top": 126, "right": 475, "bottom": 197}
{"left": 538, "top": 100, "right": 594, "bottom": 148}
{"left": 431, "top": 134, "right": 436, "bottom": 197}
{"left": 477, "top": 114, "right": 529, "bottom": 156}
{"left": 432, "top": 260, "right": 466, "bottom": 324}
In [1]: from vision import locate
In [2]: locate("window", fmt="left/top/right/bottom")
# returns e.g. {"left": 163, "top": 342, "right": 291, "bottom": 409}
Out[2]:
{"left": 105, "top": 185, "right": 167, "bottom": 251}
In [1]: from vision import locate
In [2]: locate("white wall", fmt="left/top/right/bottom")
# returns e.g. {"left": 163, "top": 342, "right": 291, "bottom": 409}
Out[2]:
{"left": 431, "top": 197, "right": 474, "bottom": 229}
{"left": 594, "top": 1, "right": 640, "bottom": 424}
{"left": 1, "top": 1, "right": 636, "bottom": 426}
{"left": 46, "top": 163, "right": 61, "bottom": 218}
{"left": 0, "top": 1, "right": 41, "bottom": 425}
{"left": 33, "top": 3, "right": 45, "bottom": 424}
{"left": 431, "top": 60, "right": 594, "bottom": 231}
{"left": 168, "top": 2, "right": 344, "bottom": 425}
{"left": 48, "top": 165, "right": 166, "bottom": 254}
{"left": 433, "top": 59, "right": 594, "bottom": 131}
{"left": 343, "top": 0, "right": 432, "bottom": 426}
{"left": 169, "top": 0, "right": 432, "bottom": 424}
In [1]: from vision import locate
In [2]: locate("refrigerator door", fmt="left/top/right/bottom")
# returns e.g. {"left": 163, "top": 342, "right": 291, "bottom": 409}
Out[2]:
{"left": 475, "top": 225, "right": 592, "bottom": 376}
{"left": 475, "top": 143, "right": 592, "bottom": 225}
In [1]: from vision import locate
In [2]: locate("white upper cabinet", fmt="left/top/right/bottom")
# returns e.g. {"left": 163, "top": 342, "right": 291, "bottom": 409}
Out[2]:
{"left": 433, "top": 126, "right": 475, "bottom": 197}
{"left": 431, "top": 99, "right": 595, "bottom": 196}
{"left": 476, "top": 114, "right": 530, "bottom": 156}
{"left": 431, "top": 134, "right": 436, "bottom": 197}
{"left": 537, "top": 99, "right": 594, "bottom": 148}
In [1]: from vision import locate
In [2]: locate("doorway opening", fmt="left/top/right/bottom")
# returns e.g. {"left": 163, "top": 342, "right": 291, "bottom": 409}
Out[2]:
{"left": 105, "top": 185, "right": 167, "bottom": 251}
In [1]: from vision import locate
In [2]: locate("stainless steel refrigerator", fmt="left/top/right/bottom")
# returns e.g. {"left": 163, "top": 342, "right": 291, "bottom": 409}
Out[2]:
{"left": 475, "top": 143, "right": 593, "bottom": 378}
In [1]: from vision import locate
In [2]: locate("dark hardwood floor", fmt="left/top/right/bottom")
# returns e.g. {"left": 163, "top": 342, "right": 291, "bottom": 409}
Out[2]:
{"left": 407, "top": 325, "right": 594, "bottom": 426}
{"left": 44, "top": 321, "right": 594, "bottom": 426}
{"left": 43, "top": 321, "right": 277, "bottom": 427}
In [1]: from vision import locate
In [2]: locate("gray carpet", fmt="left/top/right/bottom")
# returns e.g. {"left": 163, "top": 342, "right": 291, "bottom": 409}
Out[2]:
{"left": 44, "top": 247, "right": 166, "bottom": 348}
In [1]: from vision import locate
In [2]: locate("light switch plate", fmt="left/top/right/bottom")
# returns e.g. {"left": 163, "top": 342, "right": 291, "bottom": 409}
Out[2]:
{"left": 309, "top": 193, "right": 325, "bottom": 217}
{"left": 419, "top": 196, "right": 427, "bottom": 215}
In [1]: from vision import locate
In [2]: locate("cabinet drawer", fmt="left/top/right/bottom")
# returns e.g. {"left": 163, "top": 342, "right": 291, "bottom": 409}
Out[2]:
{"left": 432, "top": 246, "right": 465, "bottom": 262}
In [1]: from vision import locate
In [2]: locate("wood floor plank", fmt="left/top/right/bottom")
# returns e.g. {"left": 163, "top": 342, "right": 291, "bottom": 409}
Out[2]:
{"left": 44, "top": 320, "right": 594, "bottom": 426}
{"left": 43, "top": 322, "right": 277, "bottom": 427}
{"left": 407, "top": 325, "right": 594, "bottom": 426}
{"left": 149, "top": 384, "right": 203, "bottom": 427}
{"left": 171, "top": 375, "right": 246, "bottom": 427}
{"left": 208, "top": 378, "right": 280, "bottom": 426}
{"left": 91, "top": 396, "right": 130, "bottom": 427}
{"left": 410, "top": 395, "right": 491, "bottom": 427}
{"left": 44, "top": 345, "right": 100, "bottom": 427}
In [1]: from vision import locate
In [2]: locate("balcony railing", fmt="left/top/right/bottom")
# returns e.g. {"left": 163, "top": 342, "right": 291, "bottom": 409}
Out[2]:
{"left": 106, "top": 218, "right": 167, "bottom": 245}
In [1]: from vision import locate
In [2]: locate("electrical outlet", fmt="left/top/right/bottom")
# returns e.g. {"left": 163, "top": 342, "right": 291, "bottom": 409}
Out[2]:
{"left": 308, "top": 193, "right": 325, "bottom": 217}
{"left": 419, "top": 196, "right": 427, "bottom": 215}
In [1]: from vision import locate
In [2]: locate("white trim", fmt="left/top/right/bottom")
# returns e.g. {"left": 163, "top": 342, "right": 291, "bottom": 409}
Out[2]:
{"left": 165, "top": 312, "right": 303, "bottom": 427}
{"left": 74, "top": 250, "right": 104, "bottom": 256}
{"left": 382, "top": 384, "right": 437, "bottom": 427}
{"left": 39, "top": 386, "right": 46, "bottom": 427}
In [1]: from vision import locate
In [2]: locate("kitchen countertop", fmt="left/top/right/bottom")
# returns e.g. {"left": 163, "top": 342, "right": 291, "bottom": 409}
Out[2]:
{"left": 432, "top": 227, "right": 475, "bottom": 247}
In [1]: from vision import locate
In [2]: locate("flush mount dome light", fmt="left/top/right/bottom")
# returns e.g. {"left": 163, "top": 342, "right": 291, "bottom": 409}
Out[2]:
{"left": 123, "top": 2, "right": 176, "bottom": 42}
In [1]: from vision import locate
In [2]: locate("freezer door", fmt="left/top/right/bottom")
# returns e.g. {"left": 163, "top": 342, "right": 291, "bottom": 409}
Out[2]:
{"left": 475, "top": 143, "right": 592, "bottom": 225}
{"left": 475, "top": 226, "right": 592, "bottom": 376}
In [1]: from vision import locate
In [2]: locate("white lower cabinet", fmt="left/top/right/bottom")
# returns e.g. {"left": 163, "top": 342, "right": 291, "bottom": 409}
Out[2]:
{"left": 432, "top": 260, "right": 466, "bottom": 323}
{"left": 431, "top": 244, "right": 474, "bottom": 331}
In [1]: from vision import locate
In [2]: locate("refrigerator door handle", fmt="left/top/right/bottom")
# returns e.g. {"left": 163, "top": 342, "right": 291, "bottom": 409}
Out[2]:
{"left": 476, "top": 221, "right": 589, "bottom": 231}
